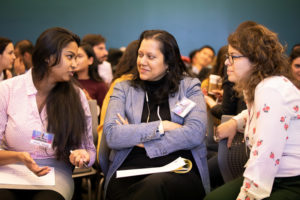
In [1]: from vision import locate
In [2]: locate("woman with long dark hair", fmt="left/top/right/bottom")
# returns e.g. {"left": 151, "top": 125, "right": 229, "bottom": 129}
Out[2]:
{"left": 101, "top": 30, "right": 209, "bottom": 200}
{"left": 0, "top": 27, "right": 96, "bottom": 200}
{"left": 74, "top": 42, "right": 108, "bottom": 109}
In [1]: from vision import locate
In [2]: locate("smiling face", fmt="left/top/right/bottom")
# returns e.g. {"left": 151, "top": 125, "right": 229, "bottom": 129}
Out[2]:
{"left": 291, "top": 57, "right": 300, "bottom": 81}
{"left": 48, "top": 41, "right": 78, "bottom": 82}
{"left": 225, "top": 45, "right": 252, "bottom": 83}
{"left": 0, "top": 43, "right": 16, "bottom": 70}
{"left": 137, "top": 39, "right": 168, "bottom": 81}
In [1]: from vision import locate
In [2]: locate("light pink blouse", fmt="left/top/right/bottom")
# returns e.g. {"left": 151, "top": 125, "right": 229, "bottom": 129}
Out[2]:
{"left": 0, "top": 70, "right": 96, "bottom": 166}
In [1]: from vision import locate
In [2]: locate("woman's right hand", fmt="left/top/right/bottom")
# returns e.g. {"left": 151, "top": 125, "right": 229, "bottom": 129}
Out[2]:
{"left": 162, "top": 120, "right": 182, "bottom": 131}
{"left": 19, "top": 152, "right": 51, "bottom": 176}
{"left": 215, "top": 119, "right": 237, "bottom": 148}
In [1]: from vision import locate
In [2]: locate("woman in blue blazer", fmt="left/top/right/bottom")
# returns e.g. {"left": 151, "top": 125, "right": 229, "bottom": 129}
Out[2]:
{"left": 102, "top": 30, "right": 209, "bottom": 200}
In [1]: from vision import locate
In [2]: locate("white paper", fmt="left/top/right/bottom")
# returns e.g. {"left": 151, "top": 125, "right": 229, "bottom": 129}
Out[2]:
{"left": 116, "top": 157, "right": 186, "bottom": 178}
{"left": 0, "top": 164, "right": 55, "bottom": 185}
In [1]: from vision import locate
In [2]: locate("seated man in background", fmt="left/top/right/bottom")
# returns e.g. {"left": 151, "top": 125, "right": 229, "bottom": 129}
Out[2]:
{"left": 82, "top": 34, "right": 113, "bottom": 86}
{"left": 13, "top": 39, "right": 34, "bottom": 75}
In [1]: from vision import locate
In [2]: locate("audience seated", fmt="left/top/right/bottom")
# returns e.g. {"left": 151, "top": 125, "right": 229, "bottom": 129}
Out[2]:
{"left": 74, "top": 42, "right": 108, "bottom": 110}
{"left": 188, "top": 45, "right": 215, "bottom": 82}
{"left": 13, "top": 39, "right": 34, "bottom": 76}
{"left": 204, "top": 45, "right": 247, "bottom": 119}
{"left": 0, "top": 37, "right": 15, "bottom": 81}
{"left": 202, "top": 45, "right": 227, "bottom": 108}
{"left": 82, "top": 34, "right": 113, "bottom": 86}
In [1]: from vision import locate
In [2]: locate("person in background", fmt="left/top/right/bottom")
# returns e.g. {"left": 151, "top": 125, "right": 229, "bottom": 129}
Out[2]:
{"left": 0, "top": 27, "right": 96, "bottom": 200}
{"left": 13, "top": 39, "right": 34, "bottom": 76}
{"left": 205, "top": 22, "right": 300, "bottom": 200}
{"left": 290, "top": 46, "right": 300, "bottom": 81}
{"left": 204, "top": 45, "right": 247, "bottom": 119}
{"left": 202, "top": 45, "right": 227, "bottom": 106}
{"left": 82, "top": 34, "right": 113, "bottom": 86}
{"left": 0, "top": 37, "right": 15, "bottom": 81}
{"left": 107, "top": 48, "right": 124, "bottom": 74}
{"left": 74, "top": 42, "right": 108, "bottom": 110}
{"left": 189, "top": 45, "right": 215, "bottom": 82}
{"left": 102, "top": 30, "right": 209, "bottom": 200}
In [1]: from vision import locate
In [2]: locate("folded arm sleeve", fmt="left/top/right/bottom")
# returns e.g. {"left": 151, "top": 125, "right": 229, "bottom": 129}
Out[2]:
{"left": 144, "top": 79, "right": 207, "bottom": 158}
{"left": 103, "top": 82, "right": 161, "bottom": 150}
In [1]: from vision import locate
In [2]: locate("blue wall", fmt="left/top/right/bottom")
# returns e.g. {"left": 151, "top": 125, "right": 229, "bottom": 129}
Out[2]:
{"left": 1, "top": 0, "right": 299, "bottom": 56}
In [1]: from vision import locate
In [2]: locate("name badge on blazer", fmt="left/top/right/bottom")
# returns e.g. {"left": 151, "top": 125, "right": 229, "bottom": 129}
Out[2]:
{"left": 172, "top": 97, "right": 196, "bottom": 118}
{"left": 30, "top": 130, "right": 54, "bottom": 148}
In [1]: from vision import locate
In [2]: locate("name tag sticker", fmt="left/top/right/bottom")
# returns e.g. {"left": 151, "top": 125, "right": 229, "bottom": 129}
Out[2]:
{"left": 172, "top": 97, "right": 196, "bottom": 118}
{"left": 30, "top": 130, "right": 54, "bottom": 148}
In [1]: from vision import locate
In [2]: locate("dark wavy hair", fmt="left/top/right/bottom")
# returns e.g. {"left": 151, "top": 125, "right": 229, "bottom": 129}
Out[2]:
{"left": 131, "top": 30, "right": 190, "bottom": 99}
{"left": 113, "top": 40, "right": 139, "bottom": 81}
{"left": 32, "top": 27, "right": 88, "bottom": 162}
{"left": 0, "top": 37, "right": 12, "bottom": 54}
{"left": 0, "top": 37, "right": 13, "bottom": 79}
{"left": 210, "top": 45, "right": 227, "bottom": 77}
{"left": 76, "top": 42, "right": 102, "bottom": 82}
{"left": 228, "top": 23, "right": 296, "bottom": 103}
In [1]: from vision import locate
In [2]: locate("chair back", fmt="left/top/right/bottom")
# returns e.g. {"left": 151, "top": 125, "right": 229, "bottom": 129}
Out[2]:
{"left": 88, "top": 100, "right": 98, "bottom": 144}
{"left": 206, "top": 109, "right": 219, "bottom": 152}
{"left": 217, "top": 115, "right": 249, "bottom": 182}
{"left": 98, "top": 128, "right": 110, "bottom": 176}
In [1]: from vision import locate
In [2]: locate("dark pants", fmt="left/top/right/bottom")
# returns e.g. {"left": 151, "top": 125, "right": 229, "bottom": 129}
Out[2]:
{"left": 204, "top": 175, "right": 300, "bottom": 200}
{"left": 107, "top": 171, "right": 205, "bottom": 200}
{"left": 0, "top": 189, "right": 64, "bottom": 200}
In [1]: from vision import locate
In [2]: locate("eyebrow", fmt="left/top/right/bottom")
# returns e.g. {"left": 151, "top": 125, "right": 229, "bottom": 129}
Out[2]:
{"left": 65, "top": 51, "right": 76, "bottom": 55}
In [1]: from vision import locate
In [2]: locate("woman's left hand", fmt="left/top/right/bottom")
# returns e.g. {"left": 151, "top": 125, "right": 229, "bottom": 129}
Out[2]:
{"left": 69, "top": 149, "right": 90, "bottom": 168}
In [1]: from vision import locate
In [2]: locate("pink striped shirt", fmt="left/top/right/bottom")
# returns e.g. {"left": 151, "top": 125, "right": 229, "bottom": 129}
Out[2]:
{"left": 0, "top": 70, "right": 96, "bottom": 166}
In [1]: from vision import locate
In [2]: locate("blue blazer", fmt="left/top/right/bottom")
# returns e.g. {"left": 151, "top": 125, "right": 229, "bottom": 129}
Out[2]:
{"left": 100, "top": 76, "right": 210, "bottom": 196}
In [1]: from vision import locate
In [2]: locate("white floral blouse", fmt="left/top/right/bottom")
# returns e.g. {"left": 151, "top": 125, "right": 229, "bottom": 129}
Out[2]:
{"left": 233, "top": 76, "right": 300, "bottom": 200}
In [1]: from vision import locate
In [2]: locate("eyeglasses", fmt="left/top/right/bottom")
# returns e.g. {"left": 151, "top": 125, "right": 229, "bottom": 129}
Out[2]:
{"left": 225, "top": 54, "right": 246, "bottom": 64}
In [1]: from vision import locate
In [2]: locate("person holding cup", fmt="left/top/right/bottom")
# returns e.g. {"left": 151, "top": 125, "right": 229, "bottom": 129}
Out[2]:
{"left": 205, "top": 22, "right": 300, "bottom": 200}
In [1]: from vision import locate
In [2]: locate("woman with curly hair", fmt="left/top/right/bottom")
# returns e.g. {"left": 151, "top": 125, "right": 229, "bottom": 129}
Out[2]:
{"left": 205, "top": 22, "right": 300, "bottom": 200}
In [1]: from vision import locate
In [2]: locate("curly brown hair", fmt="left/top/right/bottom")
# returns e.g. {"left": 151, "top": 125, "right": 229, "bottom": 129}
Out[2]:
{"left": 228, "top": 23, "right": 297, "bottom": 103}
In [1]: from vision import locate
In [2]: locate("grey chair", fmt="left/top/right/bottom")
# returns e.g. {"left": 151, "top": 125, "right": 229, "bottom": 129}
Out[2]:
{"left": 206, "top": 108, "right": 219, "bottom": 157}
{"left": 217, "top": 115, "right": 249, "bottom": 183}
{"left": 72, "top": 100, "right": 100, "bottom": 200}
